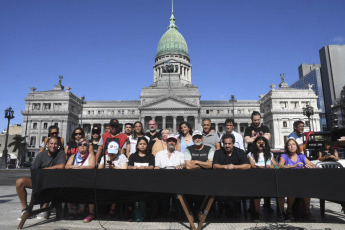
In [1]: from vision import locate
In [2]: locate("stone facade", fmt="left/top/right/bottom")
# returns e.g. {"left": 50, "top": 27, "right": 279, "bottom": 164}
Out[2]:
{"left": 20, "top": 9, "right": 321, "bottom": 161}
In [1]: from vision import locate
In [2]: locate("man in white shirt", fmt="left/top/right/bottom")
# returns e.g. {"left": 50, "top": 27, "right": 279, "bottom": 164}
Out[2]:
{"left": 155, "top": 134, "right": 184, "bottom": 169}
{"left": 220, "top": 118, "right": 245, "bottom": 151}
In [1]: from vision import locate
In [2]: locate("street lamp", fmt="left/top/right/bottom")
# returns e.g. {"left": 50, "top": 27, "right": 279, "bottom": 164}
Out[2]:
{"left": 80, "top": 96, "right": 85, "bottom": 127}
{"left": 303, "top": 104, "right": 314, "bottom": 131}
{"left": 229, "top": 95, "right": 236, "bottom": 119}
{"left": 2, "top": 107, "right": 14, "bottom": 168}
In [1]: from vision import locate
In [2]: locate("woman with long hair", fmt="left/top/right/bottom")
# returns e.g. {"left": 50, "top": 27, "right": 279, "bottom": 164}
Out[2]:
{"left": 247, "top": 136, "right": 277, "bottom": 220}
{"left": 318, "top": 140, "right": 339, "bottom": 162}
{"left": 128, "top": 137, "right": 154, "bottom": 169}
{"left": 65, "top": 127, "right": 90, "bottom": 160}
{"left": 127, "top": 121, "right": 150, "bottom": 158}
{"left": 278, "top": 138, "right": 315, "bottom": 221}
{"left": 39, "top": 125, "right": 64, "bottom": 152}
{"left": 178, "top": 121, "right": 193, "bottom": 153}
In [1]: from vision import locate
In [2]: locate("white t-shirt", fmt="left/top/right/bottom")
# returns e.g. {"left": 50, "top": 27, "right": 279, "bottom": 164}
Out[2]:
{"left": 155, "top": 150, "right": 185, "bottom": 168}
{"left": 128, "top": 136, "right": 150, "bottom": 155}
{"left": 99, "top": 154, "right": 128, "bottom": 168}
{"left": 247, "top": 152, "right": 274, "bottom": 167}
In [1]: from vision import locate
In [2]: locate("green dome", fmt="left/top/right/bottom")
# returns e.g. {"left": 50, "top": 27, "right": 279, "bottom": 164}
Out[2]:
{"left": 156, "top": 13, "right": 189, "bottom": 58}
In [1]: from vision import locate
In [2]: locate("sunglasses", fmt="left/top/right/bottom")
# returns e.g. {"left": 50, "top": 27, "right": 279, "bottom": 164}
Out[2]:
{"left": 78, "top": 143, "right": 88, "bottom": 147}
{"left": 193, "top": 136, "right": 202, "bottom": 139}
{"left": 74, "top": 133, "right": 82, "bottom": 136}
{"left": 50, "top": 132, "right": 58, "bottom": 135}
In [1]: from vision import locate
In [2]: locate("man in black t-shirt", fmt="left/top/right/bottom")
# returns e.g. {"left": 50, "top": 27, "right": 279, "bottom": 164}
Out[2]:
{"left": 145, "top": 120, "right": 161, "bottom": 151}
{"left": 213, "top": 133, "right": 250, "bottom": 169}
{"left": 244, "top": 111, "right": 271, "bottom": 154}
{"left": 184, "top": 130, "right": 214, "bottom": 169}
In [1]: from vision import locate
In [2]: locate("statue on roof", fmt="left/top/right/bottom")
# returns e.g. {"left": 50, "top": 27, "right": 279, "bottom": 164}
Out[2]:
{"left": 280, "top": 73, "right": 285, "bottom": 83}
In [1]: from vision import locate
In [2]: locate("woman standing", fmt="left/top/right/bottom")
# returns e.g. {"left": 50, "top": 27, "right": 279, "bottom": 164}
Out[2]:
{"left": 151, "top": 129, "right": 181, "bottom": 156}
{"left": 247, "top": 136, "right": 277, "bottom": 220}
{"left": 318, "top": 140, "right": 339, "bottom": 162}
{"left": 65, "top": 127, "right": 86, "bottom": 160}
{"left": 278, "top": 138, "right": 315, "bottom": 221}
{"left": 178, "top": 122, "right": 193, "bottom": 153}
{"left": 39, "top": 125, "right": 64, "bottom": 152}
{"left": 65, "top": 138, "right": 96, "bottom": 223}
{"left": 126, "top": 121, "right": 150, "bottom": 158}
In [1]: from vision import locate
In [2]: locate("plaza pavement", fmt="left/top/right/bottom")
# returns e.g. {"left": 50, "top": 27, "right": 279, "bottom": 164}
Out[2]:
{"left": 1, "top": 170, "right": 344, "bottom": 230}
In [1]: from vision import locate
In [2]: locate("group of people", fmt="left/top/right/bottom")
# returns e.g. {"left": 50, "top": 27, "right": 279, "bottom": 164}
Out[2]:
{"left": 16, "top": 111, "right": 340, "bottom": 223}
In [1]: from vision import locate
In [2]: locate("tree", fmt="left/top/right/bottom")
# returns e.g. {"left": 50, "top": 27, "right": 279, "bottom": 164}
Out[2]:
{"left": 8, "top": 135, "right": 27, "bottom": 163}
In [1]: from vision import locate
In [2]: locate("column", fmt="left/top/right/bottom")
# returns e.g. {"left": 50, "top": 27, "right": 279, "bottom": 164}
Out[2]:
{"left": 236, "top": 122, "right": 240, "bottom": 133}
{"left": 162, "top": 116, "right": 166, "bottom": 130}
{"left": 215, "top": 122, "right": 219, "bottom": 132}
{"left": 151, "top": 116, "right": 156, "bottom": 121}
{"left": 173, "top": 116, "right": 177, "bottom": 134}
{"left": 101, "top": 123, "right": 104, "bottom": 134}
{"left": 183, "top": 116, "right": 187, "bottom": 122}
{"left": 193, "top": 116, "right": 197, "bottom": 130}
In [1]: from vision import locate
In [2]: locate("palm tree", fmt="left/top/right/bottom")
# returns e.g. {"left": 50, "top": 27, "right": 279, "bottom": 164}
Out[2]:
{"left": 8, "top": 135, "right": 27, "bottom": 163}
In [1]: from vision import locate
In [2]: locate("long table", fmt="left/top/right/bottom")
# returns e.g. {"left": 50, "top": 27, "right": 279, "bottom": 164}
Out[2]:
{"left": 18, "top": 168, "right": 345, "bottom": 229}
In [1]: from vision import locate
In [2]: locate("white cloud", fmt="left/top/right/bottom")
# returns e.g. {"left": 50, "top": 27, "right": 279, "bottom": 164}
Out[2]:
{"left": 332, "top": 36, "right": 345, "bottom": 44}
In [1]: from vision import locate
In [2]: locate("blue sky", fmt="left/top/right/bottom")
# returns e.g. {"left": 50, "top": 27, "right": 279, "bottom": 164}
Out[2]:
{"left": 1, "top": 0, "right": 345, "bottom": 132}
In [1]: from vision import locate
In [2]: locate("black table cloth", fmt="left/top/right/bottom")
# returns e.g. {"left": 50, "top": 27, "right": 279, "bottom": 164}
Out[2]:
{"left": 30, "top": 168, "right": 345, "bottom": 205}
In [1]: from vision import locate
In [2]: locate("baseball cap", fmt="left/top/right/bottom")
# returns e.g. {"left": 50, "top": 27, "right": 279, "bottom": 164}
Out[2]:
{"left": 92, "top": 126, "right": 101, "bottom": 134}
{"left": 107, "top": 141, "right": 119, "bottom": 154}
{"left": 109, "top": 118, "right": 119, "bottom": 127}
{"left": 192, "top": 130, "right": 203, "bottom": 137}
{"left": 167, "top": 134, "right": 177, "bottom": 141}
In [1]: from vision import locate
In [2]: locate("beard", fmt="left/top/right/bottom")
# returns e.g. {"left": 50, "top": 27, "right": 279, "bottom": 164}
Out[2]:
{"left": 194, "top": 141, "right": 202, "bottom": 146}
{"left": 167, "top": 145, "right": 175, "bottom": 152}
{"left": 149, "top": 127, "right": 156, "bottom": 132}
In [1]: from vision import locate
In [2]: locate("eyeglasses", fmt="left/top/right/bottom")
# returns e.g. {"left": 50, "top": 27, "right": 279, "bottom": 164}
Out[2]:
{"left": 78, "top": 143, "right": 88, "bottom": 147}
{"left": 50, "top": 132, "right": 58, "bottom": 135}
{"left": 74, "top": 132, "right": 82, "bottom": 136}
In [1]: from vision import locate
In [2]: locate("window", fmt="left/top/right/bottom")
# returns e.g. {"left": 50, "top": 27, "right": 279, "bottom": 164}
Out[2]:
{"left": 33, "top": 123, "right": 37, "bottom": 129}
{"left": 305, "top": 121, "right": 310, "bottom": 127}
{"left": 43, "top": 123, "right": 48, "bottom": 129}
{"left": 32, "top": 152, "right": 35, "bottom": 158}
{"left": 30, "top": 136, "right": 36, "bottom": 146}
{"left": 54, "top": 123, "right": 58, "bottom": 127}
{"left": 240, "top": 126, "right": 244, "bottom": 132}
{"left": 122, "top": 110, "right": 125, "bottom": 115}
{"left": 283, "top": 121, "right": 287, "bottom": 127}
{"left": 206, "top": 110, "right": 209, "bottom": 114}
{"left": 118, "top": 110, "right": 121, "bottom": 115}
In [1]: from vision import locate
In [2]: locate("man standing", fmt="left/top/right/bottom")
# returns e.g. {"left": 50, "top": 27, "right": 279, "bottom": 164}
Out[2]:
{"left": 244, "top": 111, "right": 272, "bottom": 212}
{"left": 124, "top": 123, "right": 133, "bottom": 138}
{"left": 213, "top": 133, "right": 250, "bottom": 169}
{"left": 220, "top": 118, "right": 244, "bottom": 151}
{"left": 96, "top": 119, "right": 128, "bottom": 163}
{"left": 155, "top": 135, "right": 184, "bottom": 169}
{"left": 16, "top": 137, "right": 66, "bottom": 220}
{"left": 185, "top": 130, "right": 214, "bottom": 169}
{"left": 244, "top": 111, "right": 271, "bottom": 153}
{"left": 288, "top": 120, "right": 305, "bottom": 152}
{"left": 202, "top": 118, "right": 221, "bottom": 151}
{"left": 145, "top": 120, "right": 161, "bottom": 151}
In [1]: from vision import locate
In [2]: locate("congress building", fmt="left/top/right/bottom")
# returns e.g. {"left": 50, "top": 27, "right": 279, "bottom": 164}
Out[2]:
{"left": 21, "top": 10, "right": 320, "bottom": 161}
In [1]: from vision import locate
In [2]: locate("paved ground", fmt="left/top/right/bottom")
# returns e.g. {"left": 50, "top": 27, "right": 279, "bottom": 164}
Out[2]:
{"left": 1, "top": 169, "right": 345, "bottom": 230}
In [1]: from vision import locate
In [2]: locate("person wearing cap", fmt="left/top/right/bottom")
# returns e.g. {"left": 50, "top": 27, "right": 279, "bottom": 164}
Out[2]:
{"left": 89, "top": 126, "right": 101, "bottom": 155}
{"left": 155, "top": 134, "right": 184, "bottom": 169}
{"left": 98, "top": 140, "right": 128, "bottom": 218}
{"left": 184, "top": 130, "right": 214, "bottom": 169}
{"left": 152, "top": 128, "right": 181, "bottom": 156}
{"left": 202, "top": 118, "right": 221, "bottom": 151}
{"left": 213, "top": 133, "right": 250, "bottom": 170}
{"left": 96, "top": 118, "right": 128, "bottom": 164}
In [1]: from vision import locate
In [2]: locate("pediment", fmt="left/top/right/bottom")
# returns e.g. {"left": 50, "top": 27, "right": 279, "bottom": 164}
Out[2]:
{"left": 142, "top": 95, "right": 197, "bottom": 109}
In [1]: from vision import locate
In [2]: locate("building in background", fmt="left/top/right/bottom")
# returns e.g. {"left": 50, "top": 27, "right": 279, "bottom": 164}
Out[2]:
{"left": 331, "top": 85, "right": 345, "bottom": 129}
{"left": 319, "top": 45, "right": 345, "bottom": 130}
{"left": 291, "top": 63, "right": 326, "bottom": 130}
{"left": 21, "top": 9, "right": 320, "bottom": 161}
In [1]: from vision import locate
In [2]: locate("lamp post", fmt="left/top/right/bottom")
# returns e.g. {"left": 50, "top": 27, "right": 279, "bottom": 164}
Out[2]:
{"left": 303, "top": 104, "right": 314, "bottom": 131}
{"left": 229, "top": 95, "right": 236, "bottom": 119}
{"left": 80, "top": 96, "right": 85, "bottom": 127}
{"left": 2, "top": 107, "right": 14, "bottom": 168}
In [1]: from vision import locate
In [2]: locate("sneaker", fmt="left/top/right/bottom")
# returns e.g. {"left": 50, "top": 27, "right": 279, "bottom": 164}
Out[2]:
{"left": 17, "top": 209, "right": 27, "bottom": 221}
{"left": 36, "top": 211, "right": 49, "bottom": 220}
{"left": 83, "top": 214, "right": 94, "bottom": 223}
